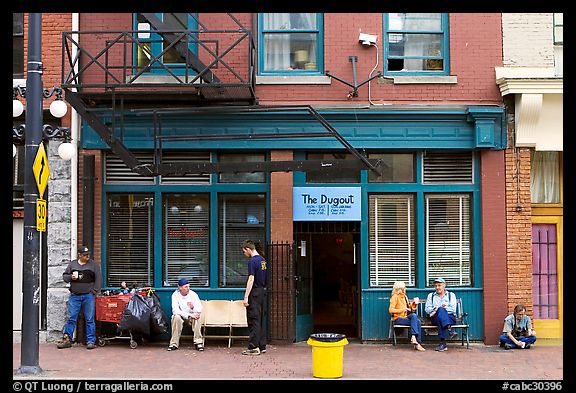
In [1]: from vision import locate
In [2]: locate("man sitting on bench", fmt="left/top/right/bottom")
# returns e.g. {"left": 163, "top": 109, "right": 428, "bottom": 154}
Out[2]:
{"left": 425, "top": 277, "right": 458, "bottom": 352}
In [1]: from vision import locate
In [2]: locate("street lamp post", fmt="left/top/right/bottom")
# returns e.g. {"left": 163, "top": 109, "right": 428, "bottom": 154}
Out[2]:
{"left": 14, "top": 13, "right": 71, "bottom": 375}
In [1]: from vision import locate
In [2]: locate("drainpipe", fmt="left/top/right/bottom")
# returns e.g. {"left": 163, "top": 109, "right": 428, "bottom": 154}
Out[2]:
{"left": 71, "top": 13, "right": 79, "bottom": 257}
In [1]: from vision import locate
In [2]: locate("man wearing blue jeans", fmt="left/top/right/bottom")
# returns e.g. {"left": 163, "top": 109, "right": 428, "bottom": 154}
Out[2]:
{"left": 425, "top": 277, "right": 458, "bottom": 352}
{"left": 499, "top": 304, "right": 537, "bottom": 349}
{"left": 57, "top": 246, "right": 102, "bottom": 349}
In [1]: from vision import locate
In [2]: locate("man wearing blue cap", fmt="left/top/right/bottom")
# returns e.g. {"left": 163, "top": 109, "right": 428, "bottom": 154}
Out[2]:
{"left": 167, "top": 278, "right": 204, "bottom": 351}
{"left": 425, "top": 277, "right": 457, "bottom": 351}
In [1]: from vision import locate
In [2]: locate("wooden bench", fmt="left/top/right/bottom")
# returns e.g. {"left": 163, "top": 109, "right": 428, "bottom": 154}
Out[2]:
{"left": 390, "top": 298, "right": 470, "bottom": 348}
{"left": 200, "top": 300, "right": 249, "bottom": 348}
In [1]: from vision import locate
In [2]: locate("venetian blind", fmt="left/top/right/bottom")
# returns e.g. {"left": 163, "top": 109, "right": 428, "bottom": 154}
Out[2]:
{"left": 369, "top": 194, "right": 415, "bottom": 287}
{"left": 163, "top": 194, "right": 210, "bottom": 287}
{"left": 107, "top": 193, "right": 154, "bottom": 287}
{"left": 425, "top": 194, "right": 471, "bottom": 286}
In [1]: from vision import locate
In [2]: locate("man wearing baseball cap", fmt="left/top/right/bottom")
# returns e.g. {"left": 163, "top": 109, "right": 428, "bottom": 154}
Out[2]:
{"left": 57, "top": 246, "right": 102, "bottom": 350}
{"left": 167, "top": 278, "right": 204, "bottom": 351}
{"left": 424, "top": 277, "right": 457, "bottom": 351}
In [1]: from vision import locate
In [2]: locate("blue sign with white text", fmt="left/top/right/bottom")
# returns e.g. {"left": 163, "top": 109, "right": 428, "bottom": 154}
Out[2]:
{"left": 293, "top": 187, "right": 361, "bottom": 221}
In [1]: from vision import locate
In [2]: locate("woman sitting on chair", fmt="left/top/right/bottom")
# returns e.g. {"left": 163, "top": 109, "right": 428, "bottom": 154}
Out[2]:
{"left": 389, "top": 281, "right": 425, "bottom": 351}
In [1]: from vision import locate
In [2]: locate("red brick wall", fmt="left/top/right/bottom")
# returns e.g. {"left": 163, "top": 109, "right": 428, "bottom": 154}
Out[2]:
{"left": 480, "top": 149, "right": 508, "bottom": 344}
{"left": 504, "top": 107, "right": 533, "bottom": 315}
{"left": 75, "top": 13, "right": 503, "bottom": 105}
{"left": 22, "top": 13, "right": 72, "bottom": 126}
{"left": 270, "top": 151, "right": 294, "bottom": 243}
{"left": 257, "top": 13, "right": 503, "bottom": 105}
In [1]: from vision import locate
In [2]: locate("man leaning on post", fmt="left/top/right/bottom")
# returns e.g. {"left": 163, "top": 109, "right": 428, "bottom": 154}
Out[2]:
{"left": 57, "top": 246, "right": 102, "bottom": 350}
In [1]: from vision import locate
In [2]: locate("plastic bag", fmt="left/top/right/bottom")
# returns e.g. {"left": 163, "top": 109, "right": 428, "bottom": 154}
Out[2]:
{"left": 149, "top": 292, "right": 168, "bottom": 334}
{"left": 118, "top": 294, "right": 151, "bottom": 336}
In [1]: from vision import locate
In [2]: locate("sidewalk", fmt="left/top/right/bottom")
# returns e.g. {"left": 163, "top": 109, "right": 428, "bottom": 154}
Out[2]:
{"left": 13, "top": 340, "right": 563, "bottom": 381}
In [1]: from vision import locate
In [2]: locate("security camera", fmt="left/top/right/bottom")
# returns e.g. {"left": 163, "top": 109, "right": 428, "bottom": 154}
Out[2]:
{"left": 359, "top": 33, "right": 377, "bottom": 47}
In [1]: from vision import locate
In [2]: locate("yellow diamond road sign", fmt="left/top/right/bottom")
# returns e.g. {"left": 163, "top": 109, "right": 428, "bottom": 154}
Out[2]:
{"left": 33, "top": 143, "right": 50, "bottom": 198}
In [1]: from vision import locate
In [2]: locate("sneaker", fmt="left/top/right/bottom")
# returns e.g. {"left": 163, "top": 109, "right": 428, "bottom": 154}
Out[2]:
{"left": 86, "top": 342, "right": 96, "bottom": 350}
{"left": 504, "top": 343, "right": 513, "bottom": 350}
{"left": 499, "top": 342, "right": 505, "bottom": 348}
{"left": 196, "top": 343, "right": 204, "bottom": 352}
{"left": 260, "top": 348, "right": 266, "bottom": 353}
{"left": 524, "top": 343, "right": 531, "bottom": 349}
{"left": 56, "top": 334, "right": 72, "bottom": 349}
{"left": 167, "top": 345, "right": 178, "bottom": 351}
{"left": 435, "top": 342, "right": 448, "bottom": 352}
{"left": 242, "top": 348, "right": 261, "bottom": 356}
{"left": 448, "top": 328, "right": 458, "bottom": 339}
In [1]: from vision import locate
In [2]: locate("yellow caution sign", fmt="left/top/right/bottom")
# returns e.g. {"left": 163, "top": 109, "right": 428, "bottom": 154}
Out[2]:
{"left": 36, "top": 198, "right": 47, "bottom": 232}
{"left": 33, "top": 143, "right": 50, "bottom": 198}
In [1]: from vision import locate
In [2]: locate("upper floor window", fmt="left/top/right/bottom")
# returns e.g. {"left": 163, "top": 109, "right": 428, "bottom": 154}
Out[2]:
{"left": 258, "top": 13, "right": 323, "bottom": 75}
{"left": 384, "top": 13, "right": 449, "bottom": 75}
{"left": 531, "top": 151, "right": 561, "bottom": 204}
{"left": 13, "top": 13, "right": 24, "bottom": 78}
{"left": 134, "top": 13, "right": 198, "bottom": 75}
{"left": 553, "top": 13, "right": 563, "bottom": 45}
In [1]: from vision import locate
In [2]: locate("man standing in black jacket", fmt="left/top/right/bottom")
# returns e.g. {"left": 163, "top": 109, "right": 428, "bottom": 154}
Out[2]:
{"left": 57, "top": 246, "right": 102, "bottom": 349}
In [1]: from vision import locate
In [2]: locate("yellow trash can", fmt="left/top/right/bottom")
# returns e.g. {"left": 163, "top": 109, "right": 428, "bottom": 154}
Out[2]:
{"left": 307, "top": 333, "right": 349, "bottom": 378}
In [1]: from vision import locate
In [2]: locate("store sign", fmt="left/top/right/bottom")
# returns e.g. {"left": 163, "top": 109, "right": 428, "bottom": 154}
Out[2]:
{"left": 293, "top": 187, "right": 361, "bottom": 221}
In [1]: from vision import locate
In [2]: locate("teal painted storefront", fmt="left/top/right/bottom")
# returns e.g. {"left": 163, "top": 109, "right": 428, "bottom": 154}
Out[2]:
{"left": 84, "top": 106, "right": 505, "bottom": 342}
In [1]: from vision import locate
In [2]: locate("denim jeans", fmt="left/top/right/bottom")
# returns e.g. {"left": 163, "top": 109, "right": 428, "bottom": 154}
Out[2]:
{"left": 63, "top": 293, "right": 96, "bottom": 344}
{"left": 430, "top": 306, "right": 456, "bottom": 340}
{"left": 394, "top": 313, "right": 423, "bottom": 343}
{"left": 499, "top": 334, "right": 537, "bottom": 348}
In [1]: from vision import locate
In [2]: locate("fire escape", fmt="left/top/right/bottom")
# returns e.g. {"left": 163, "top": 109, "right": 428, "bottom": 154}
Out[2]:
{"left": 61, "top": 13, "right": 383, "bottom": 176}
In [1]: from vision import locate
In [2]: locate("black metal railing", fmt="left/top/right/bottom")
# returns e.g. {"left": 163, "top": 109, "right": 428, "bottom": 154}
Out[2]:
{"left": 61, "top": 14, "right": 256, "bottom": 104}
{"left": 266, "top": 242, "right": 295, "bottom": 342}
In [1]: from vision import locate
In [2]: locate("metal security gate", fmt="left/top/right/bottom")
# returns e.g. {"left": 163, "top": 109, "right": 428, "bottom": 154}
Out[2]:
{"left": 266, "top": 242, "right": 295, "bottom": 342}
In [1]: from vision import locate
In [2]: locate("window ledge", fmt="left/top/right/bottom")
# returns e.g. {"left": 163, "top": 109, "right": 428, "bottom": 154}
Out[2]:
{"left": 126, "top": 74, "right": 203, "bottom": 84}
{"left": 381, "top": 75, "right": 458, "bottom": 84}
{"left": 256, "top": 75, "right": 331, "bottom": 85}
{"left": 13, "top": 78, "right": 26, "bottom": 87}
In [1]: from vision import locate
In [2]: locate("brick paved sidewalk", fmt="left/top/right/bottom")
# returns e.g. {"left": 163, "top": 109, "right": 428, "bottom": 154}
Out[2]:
{"left": 13, "top": 341, "right": 563, "bottom": 381}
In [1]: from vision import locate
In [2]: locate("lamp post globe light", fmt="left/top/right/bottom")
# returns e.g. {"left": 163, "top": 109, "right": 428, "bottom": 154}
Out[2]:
{"left": 14, "top": 13, "right": 74, "bottom": 375}
{"left": 13, "top": 85, "right": 73, "bottom": 160}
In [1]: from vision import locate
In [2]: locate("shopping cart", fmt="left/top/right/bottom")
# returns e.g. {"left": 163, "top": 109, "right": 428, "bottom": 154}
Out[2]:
{"left": 95, "top": 293, "right": 139, "bottom": 348}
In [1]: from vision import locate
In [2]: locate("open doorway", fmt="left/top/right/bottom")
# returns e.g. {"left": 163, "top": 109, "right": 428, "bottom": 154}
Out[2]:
{"left": 294, "top": 221, "right": 360, "bottom": 338}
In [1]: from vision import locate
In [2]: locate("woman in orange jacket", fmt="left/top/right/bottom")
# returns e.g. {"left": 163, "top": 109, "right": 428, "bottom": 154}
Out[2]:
{"left": 389, "top": 281, "right": 425, "bottom": 351}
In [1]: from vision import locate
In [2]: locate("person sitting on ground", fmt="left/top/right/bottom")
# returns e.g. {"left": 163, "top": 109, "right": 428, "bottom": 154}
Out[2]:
{"left": 424, "top": 277, "right": 457, "bottom": 352}
{"left": 499, "top": 304, "right": 537, "bottom": 349}
{"left": 167, "top": 278, "right": 204, "bottom": 352}
{"left": 389, "top": 281, "right": 425, "bottom": 351}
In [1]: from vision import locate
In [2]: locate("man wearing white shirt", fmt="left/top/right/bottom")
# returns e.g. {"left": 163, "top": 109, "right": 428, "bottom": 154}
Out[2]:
{"left": 168, "top": 278, "right": 204, "bottom": 351}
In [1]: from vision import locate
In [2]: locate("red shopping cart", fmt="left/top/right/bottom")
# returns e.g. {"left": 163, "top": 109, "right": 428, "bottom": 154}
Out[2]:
{"left": 95, "top": 293, "right": 139, "bottom": 348}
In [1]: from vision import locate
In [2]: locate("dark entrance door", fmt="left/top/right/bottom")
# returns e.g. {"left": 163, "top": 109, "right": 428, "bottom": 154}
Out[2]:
{"left": 294, "top": 221, "right": 360, "bottom": 340}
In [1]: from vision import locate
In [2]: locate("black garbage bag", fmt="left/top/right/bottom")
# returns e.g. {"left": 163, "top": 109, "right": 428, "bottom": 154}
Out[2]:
{"left": 118, "top": 294, "right": 151, "bottom": 336}
{"left": 149, "top": 292, "right": 168, "bottom": 335}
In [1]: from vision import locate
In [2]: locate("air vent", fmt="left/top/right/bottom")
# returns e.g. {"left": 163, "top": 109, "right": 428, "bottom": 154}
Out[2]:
{"left": 160, "top": 151, "right": 211, "bottom": 184}
{"left": 105, "top": 151, "right": 155, "bottom": 184}
{"left": 423, "top": 151, "right": 473, "bottom": 184}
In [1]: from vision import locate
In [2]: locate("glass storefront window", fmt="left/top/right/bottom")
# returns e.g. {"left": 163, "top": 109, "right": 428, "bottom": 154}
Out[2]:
{"left": 368, "top": 153, "right": 415, "bottom": 183}
{"left": 107, "top": 193, "right": 155, "bottom": 287}
{"left": 369, "top": 194, "right": 416, "bottom": 287}
{"left": 218, "top": 153, "right": 266, "bottom": 183}
{"left": 163, "top": 194, "right": 210, "bottom": 287}
{"left": 425, "top": 193, "right": 471, "bottom": 286}
{"left": 219, "top": 194, "right": 266, "bottom": 287}
{"left": 306, "top": 152, "right": 360, "bottom": 183}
